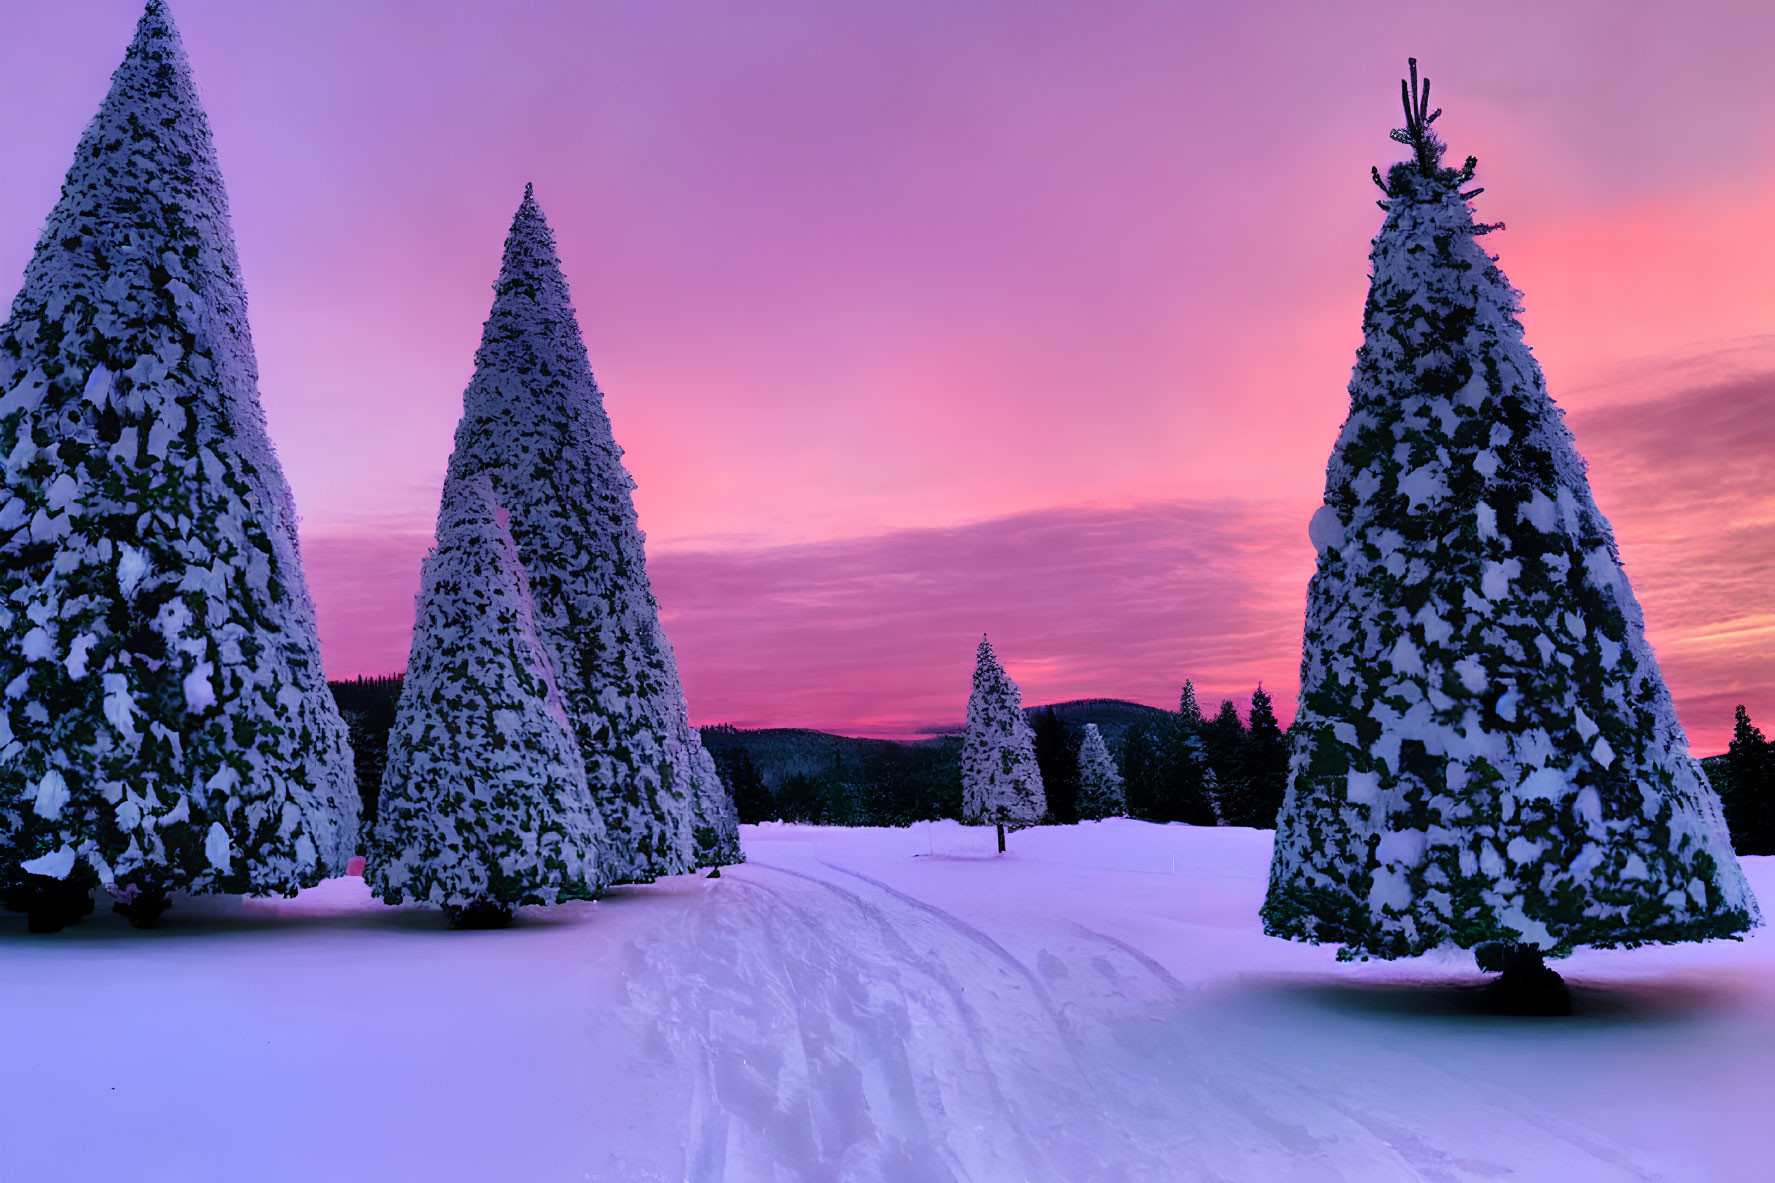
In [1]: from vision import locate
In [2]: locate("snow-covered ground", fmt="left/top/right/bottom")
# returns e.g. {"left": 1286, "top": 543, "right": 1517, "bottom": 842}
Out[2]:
{"left": 3, "top": 821, "right": 1770, "bottom": 1182}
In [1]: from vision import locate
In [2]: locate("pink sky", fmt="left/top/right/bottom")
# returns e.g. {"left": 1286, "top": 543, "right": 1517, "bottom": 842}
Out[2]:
{"left": 4, "top": 2, "right": 1774, "bottom": 749}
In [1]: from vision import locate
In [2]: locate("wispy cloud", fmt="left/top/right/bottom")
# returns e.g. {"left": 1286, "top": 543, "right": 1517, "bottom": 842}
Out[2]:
{"left": 651, "top": 501, "right": 1310, "bottom": 737}
{"left": 1571, "top": 342, "right": 1775, "bottom": 752}
{"left": 302, "top": 342, "right": 1775, "bottom": 753}
{"left": 305, "top": 500, "right": 1311, "bottom": 738}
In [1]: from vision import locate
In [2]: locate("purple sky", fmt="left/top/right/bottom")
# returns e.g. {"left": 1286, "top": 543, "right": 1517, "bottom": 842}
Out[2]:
{"left": 4, "top": 2, "right": 1775, "bottom": 747}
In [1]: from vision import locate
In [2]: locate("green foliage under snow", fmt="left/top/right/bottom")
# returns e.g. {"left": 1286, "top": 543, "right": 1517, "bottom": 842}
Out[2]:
{"left": 0, "top": 1, "right": 356, "bottom": 901}
{"left": 961, "top": 637, "right": 1047, "bottom": 829}
{"left": 1075, "top": 724, "right": 1126, "bottom": 820}
{"left": 368, "top": 471, "right": 603, "bottom": 909}
{"left": 1263, "top": 64, "right": 1758, "bottom": 959}
{"left": 372, "top": 187, "right": 738, "bottom": 903}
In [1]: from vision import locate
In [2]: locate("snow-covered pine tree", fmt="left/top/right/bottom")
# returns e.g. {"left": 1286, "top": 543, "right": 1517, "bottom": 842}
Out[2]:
{"left": 1075, "top": 723, "right": 1126, "bottom": 820}
{"left": 1264, "top": 61, "right": 1758, "bottom": 1002}
{"left": 446, "top": 186, "right": 739, "bottom": 885}
{"left": 0, "top": 1, "right": 356, "bottom": 931}
{"left": 368, "top": 467, "right": 605, "bottom": 927}
{"left": 962, "top": 636, "right": 1047, "bottom": 852}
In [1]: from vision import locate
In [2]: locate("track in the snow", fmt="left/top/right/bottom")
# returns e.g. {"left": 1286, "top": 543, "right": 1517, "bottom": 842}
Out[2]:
{"left": 612, "top": 847, "right": 1665, "bottom": 1183}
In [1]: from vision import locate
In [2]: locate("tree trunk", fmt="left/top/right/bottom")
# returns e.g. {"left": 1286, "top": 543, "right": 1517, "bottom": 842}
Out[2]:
{"left": 18, "top": 876, "right": 94, "bottom": 934}
{"left": 997, "top": 823, "right": 1006, "bottom": 854}
{"left": 444, "top": 900, "right": 514, "bottom": 929}
{"left": 1480, "top": 943, "right": 1571, "bottom": 1016}
{"left": 112, "top": 885, "right": 172, "bottom": 929}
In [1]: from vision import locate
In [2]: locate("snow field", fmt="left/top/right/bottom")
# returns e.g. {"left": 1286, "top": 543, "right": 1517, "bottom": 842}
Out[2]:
{"left": 4, "top": 821, "right": 1771, "bottom": 1182}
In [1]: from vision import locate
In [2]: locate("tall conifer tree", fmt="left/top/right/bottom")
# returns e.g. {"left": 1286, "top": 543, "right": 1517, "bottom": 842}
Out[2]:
{"left": 962, "top": 636, "right": 1047, "bottom": 851}
{"left": 368, "top": 469, "right": 605, "bottom": 927}
{"left": 0, "top": 1, "right": 357, "bottom": 930}
{"left": 1264, "top": 62, "right": 1757, "bottom": 996}
{"left": 1154, "top": 681, "right": 1213, "bottom": 825}
{"left": 444, "top": 187, "right": 740, "bottom": 884}
{"left": 1242, "top": 685, "right": 1289, "bottom": 828}
{"left": 1721, "top": 706, "right": 1775, "bottom": 856}
{"left": 1075, "top": 724, "right": 1126, "bottom": 820}
{"left": 1178, "top": 681, "right": 1204, "bottom": 730}
{"left": 1203, "top": 698, "right": 1249, "bottom": 823}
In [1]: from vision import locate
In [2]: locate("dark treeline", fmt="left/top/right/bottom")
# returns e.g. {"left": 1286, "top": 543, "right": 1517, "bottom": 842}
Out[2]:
{"left": 699, "top": 687, "right": 1291, "bottom": 830}
{"left": 701, "top": 727, "right": 964, "bottom": 827}
{"left": 1117, "top": 682, "right": 1288, "bottom": 829}
{"left": 328, "top": 675, "right": 404, "bottom": 824}
{"left": 1703, "top": 705, "right": 1775, "bottom": 856}
{"left": 329, "top": 679, "right": 1773, "bottom": 849}
{"left": 325, "top": 683, "right": 1290, "bottom": 831}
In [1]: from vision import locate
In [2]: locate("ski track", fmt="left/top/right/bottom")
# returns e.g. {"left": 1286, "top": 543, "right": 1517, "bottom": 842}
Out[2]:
{"left": 611, "top": 847, "right": 1669, "bottom": 1183}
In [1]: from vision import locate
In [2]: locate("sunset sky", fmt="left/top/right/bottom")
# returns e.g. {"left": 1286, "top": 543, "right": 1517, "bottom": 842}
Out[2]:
{"left": 3, "top": 1, "right": 1773, "bottom": 748}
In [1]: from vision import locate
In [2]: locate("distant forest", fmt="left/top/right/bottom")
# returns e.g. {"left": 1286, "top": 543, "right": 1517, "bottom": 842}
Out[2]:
{"left": 329, "top": 675, "right": 403, "bottom": 823}
{"left": 327, "top": 676, "right": 1775, "bottom": 852}
{"left": 325, "top": 679, "right": 1289, "bottom": 829}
